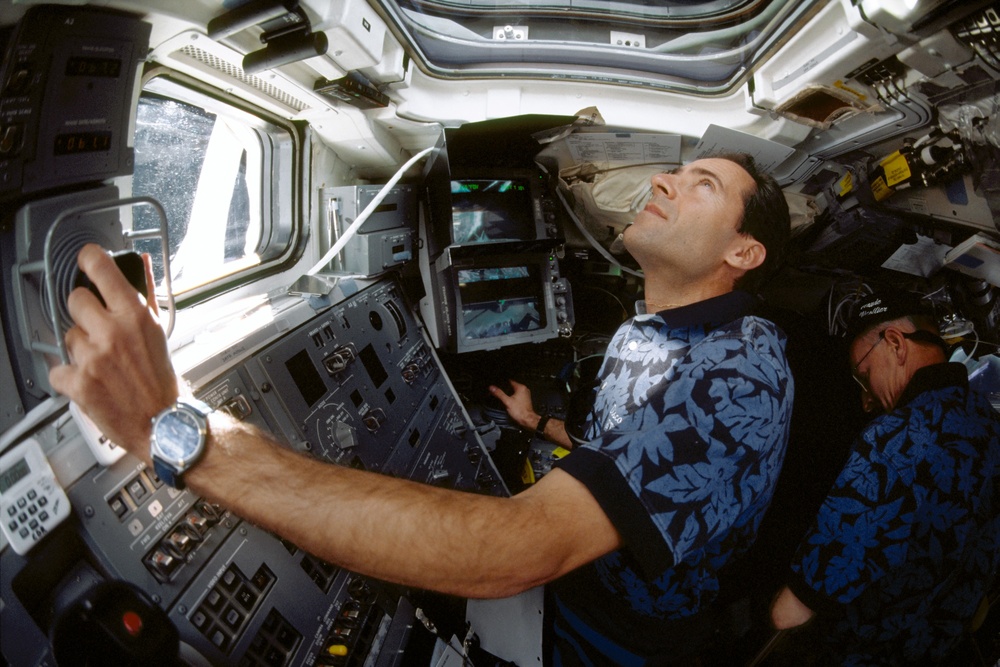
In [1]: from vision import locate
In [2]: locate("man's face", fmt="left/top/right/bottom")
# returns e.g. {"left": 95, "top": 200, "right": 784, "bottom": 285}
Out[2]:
{"left": 849, "top": 327, "right": 910, "bottom": 413}
{"left": 622, "top": 158, "right": 755, "bottom": 281}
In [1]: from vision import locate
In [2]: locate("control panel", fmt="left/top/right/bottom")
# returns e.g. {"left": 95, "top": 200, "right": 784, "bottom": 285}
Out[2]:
{"left": 0, "top": 277, "right": 507, "bottom": 666}
{"left": 0, "top": 5, "right": 150, "bottom": 205}
{"left": 319, "top": 184, "right": 419, "bottom": 276}
{"left": 244, "top": 280, "right": 503, "bottom": 492}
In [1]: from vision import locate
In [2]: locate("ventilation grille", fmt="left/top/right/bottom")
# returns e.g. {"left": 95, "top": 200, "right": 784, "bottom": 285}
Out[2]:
{"left": 177, "top": 45, "right": 310, "bottom": 112}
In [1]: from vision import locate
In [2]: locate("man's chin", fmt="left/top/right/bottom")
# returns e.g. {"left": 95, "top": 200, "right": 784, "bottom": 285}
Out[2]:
{"left": 618, "top": 231, "right": 645, "bottom": 269}
{"left": 620, "top": 224, "right": 635, "bottom": 251}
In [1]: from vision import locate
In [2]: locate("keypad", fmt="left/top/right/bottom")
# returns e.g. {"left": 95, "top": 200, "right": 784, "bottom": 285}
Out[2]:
{"left": 5, "top": 487, "right": 53, "bottom": 542}
{"left": 191, "top": 563, "right": 276, "bottom": 658}
{"left": 241, "top": 609, "right": 301, "bottom": 667}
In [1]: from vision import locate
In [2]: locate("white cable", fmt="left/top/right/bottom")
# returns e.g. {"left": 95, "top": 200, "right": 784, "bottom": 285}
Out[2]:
{"left": 966, "top": 326, "right": 980, "bottom": 361}
{"left": 306, "top": 146, "right": 434, "bottom": 276}
{"left": 553, "top": 186, "right": 643, "bottom": 279}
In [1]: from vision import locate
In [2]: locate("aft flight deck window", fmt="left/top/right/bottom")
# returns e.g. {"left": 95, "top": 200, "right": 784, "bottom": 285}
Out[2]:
{"left": 131, "top": 75, "right": 299, "bottom": 300}
{"left": 375, "top": 0, "right": 816, "bottom": 93}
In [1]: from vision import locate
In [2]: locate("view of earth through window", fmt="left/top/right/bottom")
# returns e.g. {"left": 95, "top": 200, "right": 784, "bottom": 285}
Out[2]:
{"left": 131, "top": 94, "right": 258, "bottom": 293}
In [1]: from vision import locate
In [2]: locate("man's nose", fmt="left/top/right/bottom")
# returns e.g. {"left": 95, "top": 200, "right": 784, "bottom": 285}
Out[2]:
{"left": 650, "top": 172, "right": 676, "bottom": 198}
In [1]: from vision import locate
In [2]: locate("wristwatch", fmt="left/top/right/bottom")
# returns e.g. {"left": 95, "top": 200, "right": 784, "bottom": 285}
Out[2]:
{"left": 534, "top": 414, "right": 551, "bottom": 441}
{"left": 150, "top": 398, "right": 212, "bottom": 489}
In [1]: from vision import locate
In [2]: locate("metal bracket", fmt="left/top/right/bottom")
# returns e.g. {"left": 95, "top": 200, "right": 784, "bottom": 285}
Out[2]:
{"left": 610, "top": 31, "right": 645, "bottom": 48}
{"left": 17, "top": 196, "right": 175, "bottom": 364}
{"left": 493, "top": 25, "right": 528, "bottom": 41}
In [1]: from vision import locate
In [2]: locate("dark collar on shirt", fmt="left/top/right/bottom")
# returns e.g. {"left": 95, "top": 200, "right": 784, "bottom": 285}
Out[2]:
{"left": 655, "top": 290, "right": 758, "bottom": 331}
{"left": 897, "top": 362, "right": 969, "bottom": 407}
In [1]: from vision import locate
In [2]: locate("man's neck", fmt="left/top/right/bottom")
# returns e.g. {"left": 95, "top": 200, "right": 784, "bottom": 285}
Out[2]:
{"left": 642, "top": 277, "right": 736, "bottom": 311}
{"left": 644, "top": 266, "right": 738, "bottom": 312}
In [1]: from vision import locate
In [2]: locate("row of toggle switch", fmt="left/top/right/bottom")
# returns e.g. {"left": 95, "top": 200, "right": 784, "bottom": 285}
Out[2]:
{"left": 143, "top": 500, "right": 225, "bottom": 583}
{"left": 315, "top": 577, "right": 384, "bottom": 666}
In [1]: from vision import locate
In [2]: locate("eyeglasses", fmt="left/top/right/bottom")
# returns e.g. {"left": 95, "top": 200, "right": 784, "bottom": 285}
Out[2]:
{"left": 851, "top": 330, "right": 885, "bottom": 393}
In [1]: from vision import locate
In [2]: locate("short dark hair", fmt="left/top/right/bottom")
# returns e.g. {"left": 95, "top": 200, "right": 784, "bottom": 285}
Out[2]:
{"left": 712, "top": 152, "right": 791, "bottom": 293}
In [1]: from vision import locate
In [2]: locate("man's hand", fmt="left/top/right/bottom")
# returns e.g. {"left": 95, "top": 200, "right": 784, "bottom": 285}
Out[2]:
{"left": 488, "top": 379, "right": 574, "bottom": 449}
{"left": 48, "top": 244, "right": 179, "bottom": 456}
{"left": 488, "top": 379, "right": 538, "bottom": 431}
{"left": 771, "top": 586, "right": 815, "bottom": 630}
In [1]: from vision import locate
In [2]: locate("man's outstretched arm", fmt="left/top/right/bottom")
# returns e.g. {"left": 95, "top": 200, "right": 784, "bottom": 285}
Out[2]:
{"left": 49, "top": 245, "right": 620, "bottom": 599}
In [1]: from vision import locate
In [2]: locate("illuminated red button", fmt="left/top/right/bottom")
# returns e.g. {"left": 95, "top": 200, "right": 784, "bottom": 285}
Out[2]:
{"left": 122, "top": 610, "right": 143, "bottom": 637}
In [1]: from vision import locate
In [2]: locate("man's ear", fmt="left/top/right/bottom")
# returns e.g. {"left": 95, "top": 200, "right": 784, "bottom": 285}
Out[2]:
{"left": 726, "top": 237, "right": 765, "bottom": 273}
{"left": 882, "top": 326, "right": 909, "bottom": 364}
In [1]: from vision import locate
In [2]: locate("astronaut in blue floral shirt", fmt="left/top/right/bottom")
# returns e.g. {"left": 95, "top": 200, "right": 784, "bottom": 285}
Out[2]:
{"left": 771, "top": 286, "right": 1000, "bottom": 665}
{"left": 491, "top": 153, "right": 794, "bottom": 664}
{"left": 54, "top": 152, "right": 793, "bottom": 667}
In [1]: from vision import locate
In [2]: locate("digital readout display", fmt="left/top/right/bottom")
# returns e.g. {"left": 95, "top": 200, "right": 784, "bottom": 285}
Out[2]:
{"left": 54, "top": 131, "right": 112, "bottom": 155}
{"left": 0, "top": 457, "right": 30, "bottom": 494}
{"left": 65, "top": 56, "right": 122, "bottom": 78}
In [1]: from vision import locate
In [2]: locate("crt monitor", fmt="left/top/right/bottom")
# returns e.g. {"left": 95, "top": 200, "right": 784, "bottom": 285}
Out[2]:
{"left": 457, "top": 264, "right": 545, "bottom": 341}
{"left": 423, "top": 167, "right": 553, "bottom": 259}
{"left": 450, "top": 178, "right": 536, "bottom": 244}
{"left": 421, "top": 241, "right": 574, "bottom": 354}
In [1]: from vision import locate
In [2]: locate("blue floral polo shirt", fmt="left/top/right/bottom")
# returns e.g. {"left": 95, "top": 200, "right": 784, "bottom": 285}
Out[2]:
{"left": 549, "top": 291, "right": 794, "bottom": 663}
{"left": 787, "top": 362, "right": 1000, "bottom": 666}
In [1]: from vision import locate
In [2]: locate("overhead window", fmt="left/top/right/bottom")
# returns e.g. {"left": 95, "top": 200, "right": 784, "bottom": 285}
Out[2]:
{"left": 130, "top": 73, "right": 300, "bottom": 301}
{"left": 374, "top": 0, "right": 820, "bottom": 93}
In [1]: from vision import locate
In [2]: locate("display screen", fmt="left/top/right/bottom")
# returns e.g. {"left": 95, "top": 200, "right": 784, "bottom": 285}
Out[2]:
{"left": 451, "top": 179, "right": 535, "bottom": 244}
{"left": 54, "top": 131, "right": 112, "bottom": 155}
{"left": 65, "top": 56, "right": 122, "bottom": 78}
{"left": 458, "top": 265, "right": 545, "bottom": 340}
{"left": 156, "top": 411, "right": 201, "bottom": 459}
{"left": 0, "top": 458, "right": 30, "bottom": 494}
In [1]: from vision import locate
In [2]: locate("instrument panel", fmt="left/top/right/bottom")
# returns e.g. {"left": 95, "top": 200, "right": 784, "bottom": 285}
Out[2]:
{"left": 1, "top": 277, "right": 507, "bottom": 666}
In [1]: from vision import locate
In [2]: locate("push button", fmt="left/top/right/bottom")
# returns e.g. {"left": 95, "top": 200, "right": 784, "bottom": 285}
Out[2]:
{"left": 235, "top": 584, "right": 257, "bottom": 610}
{"left": 109, "top": 493, "right": 129, "bottom": 519}
{"left": 126, "top": 477, "right": 147, "bottom": 503}
{"left": 122, "top": 610, "right": 143, "bottom": 637}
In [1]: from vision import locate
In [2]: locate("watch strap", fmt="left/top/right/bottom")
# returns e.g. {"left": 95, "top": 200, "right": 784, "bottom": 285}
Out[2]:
{"left": 534, "top": 414, "right": 550, "bottom": 441}
{"left": 152, "top": 456, "right": 184, "bottom": 490}
{"left": 179, "top": 397, "right": 213, "bottom": 418}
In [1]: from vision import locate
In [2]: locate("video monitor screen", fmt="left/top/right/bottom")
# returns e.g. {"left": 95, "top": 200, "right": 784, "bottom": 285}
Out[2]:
{"left": 457, "top": 265, "right": 545, "bottom": 340}
{"left": 451, "top": 179, "right": 535, "bottom": 244}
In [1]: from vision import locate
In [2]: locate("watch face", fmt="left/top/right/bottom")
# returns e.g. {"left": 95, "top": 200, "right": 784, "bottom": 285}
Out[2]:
{"left": 154, "top": 409, "right": 203, "bottom": 463}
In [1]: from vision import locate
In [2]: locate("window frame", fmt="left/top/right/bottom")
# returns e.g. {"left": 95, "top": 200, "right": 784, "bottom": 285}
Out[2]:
{"left": 127, "top": 66, "right": 305, "bottom": 308}
{"left": 372, "top": 0, "right": 820, "bottom": 95}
